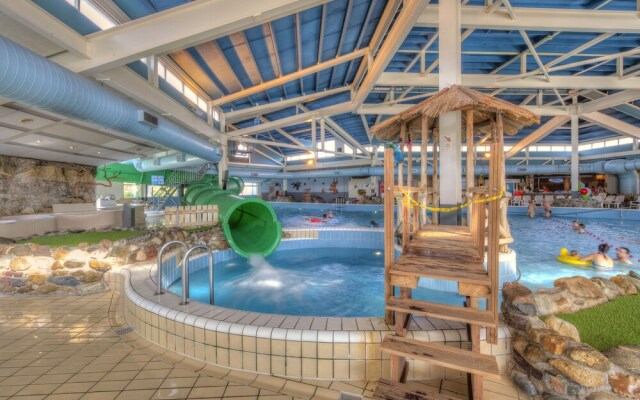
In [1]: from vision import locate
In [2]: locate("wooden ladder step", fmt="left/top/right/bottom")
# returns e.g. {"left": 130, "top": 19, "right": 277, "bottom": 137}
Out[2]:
{"left": 380, "top": 335, "right": 500, "bottom": 378}
{"left": 390, "top": 262, "right": 490, "bottom": 285}
{"left": 387, "top": 297, "right": 497, "bottom": 328}
{"left": 373, "top": 379, "right": 460, "bottom": 400}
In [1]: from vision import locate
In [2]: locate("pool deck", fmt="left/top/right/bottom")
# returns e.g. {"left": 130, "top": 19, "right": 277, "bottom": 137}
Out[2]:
{"left": 0, "top": 284, "right": 528, "bottom": 400}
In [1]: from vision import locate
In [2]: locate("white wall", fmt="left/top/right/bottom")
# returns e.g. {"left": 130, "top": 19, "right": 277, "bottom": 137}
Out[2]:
{"left": 95, "top": 181, "right": 124, "bottom": 199}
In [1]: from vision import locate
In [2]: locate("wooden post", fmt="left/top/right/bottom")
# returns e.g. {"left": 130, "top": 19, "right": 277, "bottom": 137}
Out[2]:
{"left": 433, "top": 129, "right": 439, "bottom": 225}
{"left": 398, "top": 124, "right": 406, "bottom": 234}
{"left": 403, "top": 125, "right": 410, "bottom": 249}
{"left": 468, "top": 296, "right": 483, "bottom": 399}
{"left": 466, "top": 110, "right": 475, "bottom": 228}
{"left": 487, "top": 113, "right": 503, "bottom": 345}
{"left": 420, "top": 116, "right": 429, "bottom": 227}
{"left": 384, "top": 146, "right": 395, "bottom": 325}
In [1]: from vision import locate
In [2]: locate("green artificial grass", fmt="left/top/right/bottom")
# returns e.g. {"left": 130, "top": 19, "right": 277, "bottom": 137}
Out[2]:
{"left": 18, "top": 230, "right": 144, "bottom": 247}
{"left": 556, "top": 294, "right": 640, "bottom": 351}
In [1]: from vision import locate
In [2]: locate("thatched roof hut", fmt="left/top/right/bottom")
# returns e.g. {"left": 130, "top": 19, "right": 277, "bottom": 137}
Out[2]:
{"left": 370, "top": 85, "right": 540, "bottom": 141}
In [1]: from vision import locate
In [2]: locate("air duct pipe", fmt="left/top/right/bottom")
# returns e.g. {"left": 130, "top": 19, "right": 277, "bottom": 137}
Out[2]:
{"left": 0, "top": 37, "right": 221, "bottom": 162}
{"left": 221, "top": 160, "right": 640, "bottom": 179}
{"left": 134, "top": 154, "right": 205, "bottom": 172}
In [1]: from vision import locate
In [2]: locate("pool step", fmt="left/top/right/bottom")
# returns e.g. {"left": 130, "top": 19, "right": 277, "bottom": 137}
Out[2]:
{"left": 372, "top": 379, "right": 460, "bottom": 400}
{"left": 387, "top": 297, "right": 497, "bottom": 328}
{"left": 380, "top": 335, "right": 500, "bottom": 378}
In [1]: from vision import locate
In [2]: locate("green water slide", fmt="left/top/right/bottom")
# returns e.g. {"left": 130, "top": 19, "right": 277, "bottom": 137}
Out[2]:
{"left": 184, "top": 176, "right": 282, "bottom": 258}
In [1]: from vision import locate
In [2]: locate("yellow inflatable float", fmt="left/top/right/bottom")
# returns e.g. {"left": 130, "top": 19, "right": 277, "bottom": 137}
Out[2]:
{"left": 556, "top": 248, "right": 592, "bottom": 267}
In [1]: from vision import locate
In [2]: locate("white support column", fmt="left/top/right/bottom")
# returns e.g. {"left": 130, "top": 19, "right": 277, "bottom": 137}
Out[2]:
{"left": 311, "top": 117, "right": 317, "bottom": 152}
{"left": 219, "top": 113, "right": 228, "bottom": 189}
{"left": 146, "top": 55, "right": 159, "bottom": 89}
{"left": 282, "top": 179, "right": 288, "bottom": 195}
{"left": 320, "top": 118, "right": 326, "bottom": 150}
{"left": 438, "top": 0, "right": 463, "bottom": 206}
{"left": 571, "top": 103, "right": 580, "bottom": 193}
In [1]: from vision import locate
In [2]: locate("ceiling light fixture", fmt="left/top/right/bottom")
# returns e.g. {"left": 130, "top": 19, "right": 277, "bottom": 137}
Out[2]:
{"left": 36, "top": 139, "right": 41, "bottom": 143}
{"left": 20, "top": 118, "right": 34, "bottom": 124}
{"left": 69, "top": 146, "right": 74, "bottom": 149}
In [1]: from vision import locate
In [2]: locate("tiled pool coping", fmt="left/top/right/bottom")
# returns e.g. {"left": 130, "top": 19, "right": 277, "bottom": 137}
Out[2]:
{"left": 115, "top": 267, "right": 511, "bottom": 381}
{"left": 111, "top": 228, "right": 511, "bottom": 381}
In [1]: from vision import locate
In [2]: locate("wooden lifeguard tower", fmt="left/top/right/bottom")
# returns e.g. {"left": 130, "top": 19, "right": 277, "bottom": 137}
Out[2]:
{"left": 370, "top": 86, "right": 540, "bottom": 400}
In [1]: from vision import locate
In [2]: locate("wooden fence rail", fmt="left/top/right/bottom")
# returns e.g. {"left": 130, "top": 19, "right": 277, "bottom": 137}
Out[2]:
{"left": 164, "top": 205, "right": 218, "bottom": 228}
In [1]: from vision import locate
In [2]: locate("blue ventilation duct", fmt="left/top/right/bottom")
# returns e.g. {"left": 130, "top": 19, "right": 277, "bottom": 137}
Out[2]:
{"left": 0, "top": 37, "right": 221, "bottom": 163}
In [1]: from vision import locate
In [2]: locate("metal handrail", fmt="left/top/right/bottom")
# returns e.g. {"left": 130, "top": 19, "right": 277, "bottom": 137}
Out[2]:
{"left": 156, "top": 240, "right": 188, "bottom": 295}
{"left": 180, "top": 245, "right": 214, "bottom": 306}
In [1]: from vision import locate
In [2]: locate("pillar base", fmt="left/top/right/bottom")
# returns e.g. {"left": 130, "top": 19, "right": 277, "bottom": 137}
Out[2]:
{"left": 438, "top": 205, "right": 462, "bottom": 226}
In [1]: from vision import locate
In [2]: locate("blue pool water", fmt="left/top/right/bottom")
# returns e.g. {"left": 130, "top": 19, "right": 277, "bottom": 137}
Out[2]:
{"left": 169, "top": 206, "right": 640, "bottom": 317}
{"left": 169, "top": 247, "right": 464, "bottom": 317}
{"left": 510, "top": 215, "right": 639, "bottom": 290}
{"left": 272, "top": 204, "right": 384, "bottom": 228}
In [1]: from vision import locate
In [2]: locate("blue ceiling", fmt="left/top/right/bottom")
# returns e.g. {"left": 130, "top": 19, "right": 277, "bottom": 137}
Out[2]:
{"left": 31, "top": 0, "right": 640, "bottom": 152}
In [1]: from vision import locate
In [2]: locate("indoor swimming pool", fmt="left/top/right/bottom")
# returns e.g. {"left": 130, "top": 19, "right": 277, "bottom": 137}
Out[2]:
{"left": 168, "top": 207, "right": 640, "bottom": 317}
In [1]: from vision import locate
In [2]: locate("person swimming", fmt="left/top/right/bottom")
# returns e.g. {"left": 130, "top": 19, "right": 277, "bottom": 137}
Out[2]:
{"left": 615, "top": 247, "right": 633, "bottom": 265}
{"left": 576, "top": 223, "right": 586, "bottom": 234}
{"left": 580, "top": 243, "right": 614, "bottom": 270}
{"left": 305, "top": 214, "right": 328, "bottom": 223}
{"left": 369, "top": 220, "right": 379, "bottom": 228}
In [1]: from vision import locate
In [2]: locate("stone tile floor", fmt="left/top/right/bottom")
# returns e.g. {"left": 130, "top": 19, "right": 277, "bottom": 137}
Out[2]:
{"left": 0, "top": 291, "right": 529, "bottom": 400}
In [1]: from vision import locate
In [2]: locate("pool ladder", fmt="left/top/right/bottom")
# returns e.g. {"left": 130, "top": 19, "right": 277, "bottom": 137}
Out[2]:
{"left": 155, "top": 241, "right": 214, "bottom": 306}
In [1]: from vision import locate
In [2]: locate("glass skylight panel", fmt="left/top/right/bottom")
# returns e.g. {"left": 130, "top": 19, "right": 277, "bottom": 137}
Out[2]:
{"left": 80, "top": 0, "right": 116, "bottom": 30}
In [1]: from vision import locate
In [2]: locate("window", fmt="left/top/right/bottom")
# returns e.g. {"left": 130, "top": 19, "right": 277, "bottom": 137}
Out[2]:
{"left": 212, "top": 109, "right": 220, "bottom": 122}
{"left": 591, "top": 142, "right": 604, "bottom": 149}
{"left": 578, "top": 143, "right": 592, "bottom": 151}
{"left": 343, "top": 145, "right": 354, "bottom": 154}
{"left": 619, "top": 137, "right": 634, "bottom": 145}
{"left": 123, "top": 184, "right": 141, "bottom": 198}
{"left": 235, "top": 143, "right": 249, "bottom": 158}
{"left": 537, "top": 145, "right": 550, "bottom": 152}
{"left": 241, "top": 182, "right": 258, "bottom": 196}
{"left": 165, "top": 70, "right": 183, "bottom": 92}
{"left": 605, "top": 140, "right": 619, "bottom": 148}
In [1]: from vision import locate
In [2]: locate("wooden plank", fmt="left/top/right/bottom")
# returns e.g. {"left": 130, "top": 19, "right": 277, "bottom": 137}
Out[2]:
{"left": 387, "top": 297, "right": 497, "bottom": 328}
{"left": 373, "top": 379, "right": 461, "bottom": 400}
{"left": 458, "top": 282, "right": 491, "bottom": 297}
{"left": 384, "top": 147, "right": 395, "bottom": 325}
{"left": 380, "top": 335, "right": 500, "bottom": 378}
{"left": 390, "top": 275, "right": 419, "bottom": 289}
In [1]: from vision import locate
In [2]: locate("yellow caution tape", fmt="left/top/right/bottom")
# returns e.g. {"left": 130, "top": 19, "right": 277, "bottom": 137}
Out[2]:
{"left": 395, "top": 188, "right": 505, "bottom": 213}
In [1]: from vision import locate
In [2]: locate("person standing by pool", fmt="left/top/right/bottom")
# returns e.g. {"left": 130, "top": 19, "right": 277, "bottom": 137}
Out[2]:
{"left": 527, "top": 201, "right": 537, "bottom": 218}
{"left": 615, "top": 247, "right": 633, "bottom": 265}
{"left": 580, "top": 243, "right": 614, "bottom": 270}
{"left": 543, "top": 201, "right": 552, "bottom": 219}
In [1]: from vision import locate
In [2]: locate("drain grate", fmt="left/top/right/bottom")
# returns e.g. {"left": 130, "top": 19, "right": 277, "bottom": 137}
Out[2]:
{"left": 115, "top": 326, "right": 133, "bottom": 335}
{"left": 339, "top": 392, "right": 362, "bottom": 400}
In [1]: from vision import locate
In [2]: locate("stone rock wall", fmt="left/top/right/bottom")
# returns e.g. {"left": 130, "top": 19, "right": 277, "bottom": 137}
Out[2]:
{"left": 0, "top": 155, "right": 96, "bottom": 216}
{"left": 503, "top": 274, "right": 640, "bottom": 399}
{"left": 0, "top": 226, "right": 229, "bottom": 295}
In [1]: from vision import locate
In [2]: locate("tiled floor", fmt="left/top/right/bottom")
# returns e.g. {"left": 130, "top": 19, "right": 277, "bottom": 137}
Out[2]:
{"left": 0, "top": 291, "right": 529, "bottom": 400}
